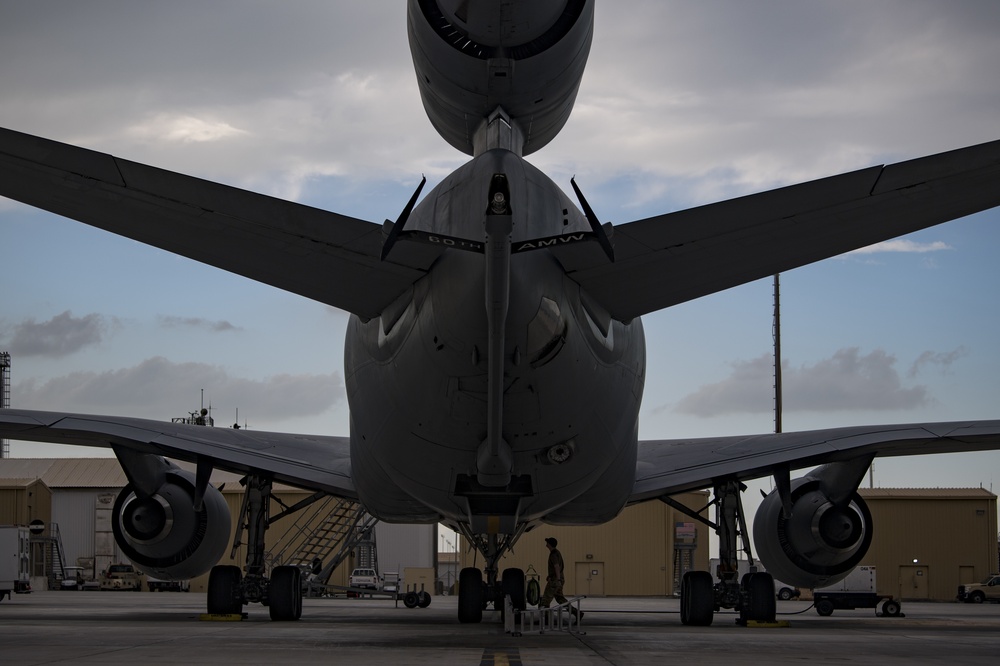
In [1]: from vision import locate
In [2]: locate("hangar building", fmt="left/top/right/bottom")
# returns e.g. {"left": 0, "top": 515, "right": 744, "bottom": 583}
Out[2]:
{"left": 0, "top": 457, "right": 434, "bottom": 592}
{"left": 1, "top": 458, "right": 995, "bottom": 602}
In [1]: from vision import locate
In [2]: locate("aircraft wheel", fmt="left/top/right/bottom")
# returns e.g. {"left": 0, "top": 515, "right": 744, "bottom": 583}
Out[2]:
{"left": 207, "top": 565, "right": 243, "bottom": 615}
{"left": 269, "top": 565, "right": 302, "bottom": 621}
{"left": 458, "top": 567, "right": 484, "bottom": 623}
{"left": 417, "top": 591, "right": 432, "bottom": 608}
{"left": 680, "top": 571, "right": 714, "bottom": 626}
{"left": 502, "top": 568, "right": 526, "bottom": 611}
{"left": 403, "top": 591, "right": 419, "bottom": 608}
{"left": 742, "top": 572, "right": 776, "bottom": 623}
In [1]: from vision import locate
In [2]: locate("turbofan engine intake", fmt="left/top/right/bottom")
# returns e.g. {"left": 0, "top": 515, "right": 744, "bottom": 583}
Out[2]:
{"left": 112, "top": 468, "right": 230, "bottom": 580}
{"left": 753, "top": 470, "right": 873, "bottom": 589}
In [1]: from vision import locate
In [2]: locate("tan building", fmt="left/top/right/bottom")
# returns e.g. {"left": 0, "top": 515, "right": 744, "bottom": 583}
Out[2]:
{"left": 0, "top": 458, "right": 434, "bottom": 592}
{"left": 858, "top": 487, "right": 998, "bottom": 602}
{"left": 458, "top": 491, "right": 711, "bottom": 597}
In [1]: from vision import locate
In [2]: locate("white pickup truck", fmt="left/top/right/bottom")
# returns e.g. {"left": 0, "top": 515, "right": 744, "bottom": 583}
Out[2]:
{"left": 349, "top": 568, "right": 380, "bottom": 590}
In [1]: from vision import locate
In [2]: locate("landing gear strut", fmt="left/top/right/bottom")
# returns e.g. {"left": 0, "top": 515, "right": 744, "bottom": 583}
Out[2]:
{"left": 667, "top": 479, "right": 776, "bottom": 626}
{"left": 206, "top": 474, "right": 302, "bottom": 621}
{"left": 454, "top": 527, "right": 527, "bottom": 624}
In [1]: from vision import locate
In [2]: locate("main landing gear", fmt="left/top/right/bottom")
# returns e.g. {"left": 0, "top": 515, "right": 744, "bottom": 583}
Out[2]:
{"left": 668, "top": 479, "right": 777, "bottom": 626}
{"left": 205, "top": 475, "right": 302, "bottom": 621}
{"left": 455, "top": 530, "right": 528, "bottom": 624}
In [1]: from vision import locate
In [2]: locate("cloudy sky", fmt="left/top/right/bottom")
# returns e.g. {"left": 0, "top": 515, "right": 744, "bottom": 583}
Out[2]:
{"left": 1, "top": 1, "right": 999, "bottom": 502}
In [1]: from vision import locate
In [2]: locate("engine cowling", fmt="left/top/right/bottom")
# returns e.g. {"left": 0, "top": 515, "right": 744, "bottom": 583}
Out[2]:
{"left": 407, "top": 0, "right": 594, "bottom": 156}
{"left": 111, "top": 468, "right": 231, "bottom": 580}
{"left": 753, "top": 472, "right": 873, "bottom": 589}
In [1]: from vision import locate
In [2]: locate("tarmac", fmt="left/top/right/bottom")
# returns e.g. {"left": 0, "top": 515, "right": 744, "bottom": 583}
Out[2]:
{"left": 2, "top": 591, "right": 999, "bottom": 665}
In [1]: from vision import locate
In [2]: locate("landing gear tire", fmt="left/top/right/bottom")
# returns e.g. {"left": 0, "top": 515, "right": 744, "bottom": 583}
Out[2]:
{"left": 741, "top": 572, "right": 776, "bottom": 624}
{"left": 417, "top": 591, "right": 432, "bottom": 608}
{"left": 680, "top": 571, "right": 714, "bottom": 626}
{"left": 269, "top": 565, "right": 302, "bottom": 621}
{"left": 207, "top": 565, "right": 243, "bottom": 615}
{"left": 458, "top": 567, "right": 484, "bottom": 624}
{"left": 403, "top": 591, "right": 419, "bottom": 608}
{"left": 502, "top": 568, "right": 526, "bottom": 611}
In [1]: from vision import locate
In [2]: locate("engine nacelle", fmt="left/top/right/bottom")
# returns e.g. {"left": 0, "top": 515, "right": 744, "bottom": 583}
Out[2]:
{"left": 753, "top": 470, "right": 873, "bottom": 589}
{"left": 407, "top": 0, "right": 594, "bottom": 156}
{"left": 112, "top": 468, "right": 231, "bottom": 580}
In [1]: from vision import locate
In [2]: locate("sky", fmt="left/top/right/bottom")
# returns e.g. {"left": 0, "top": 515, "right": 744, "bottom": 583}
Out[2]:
{"left": 1, "top": 0, "right": 999, "bottom": 514}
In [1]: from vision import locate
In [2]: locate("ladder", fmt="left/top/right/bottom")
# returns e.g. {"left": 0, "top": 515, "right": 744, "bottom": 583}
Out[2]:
{"left": 30, "top": 523, "right": 67, "bottom": 589}
{"left": 672, "top": 544, "right": 696, "bottom": 594}
{"left": 269, "top": 496, "right": 378, "bottom": 584}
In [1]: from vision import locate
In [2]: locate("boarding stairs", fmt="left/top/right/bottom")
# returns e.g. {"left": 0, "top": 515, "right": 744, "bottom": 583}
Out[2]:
{"left": 30, "top": 522, "right": 67, "bottom": 589}
{"left": 672, "top": 543, "right": 696, "bottom": 594}
{"left": 268, "top": 496, "right": 378, "bottom": 586}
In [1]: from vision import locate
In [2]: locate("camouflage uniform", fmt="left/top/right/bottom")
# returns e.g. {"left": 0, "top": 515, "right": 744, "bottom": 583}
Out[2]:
{"left": 539, "top": 545, "right": 567, "bottom": 607}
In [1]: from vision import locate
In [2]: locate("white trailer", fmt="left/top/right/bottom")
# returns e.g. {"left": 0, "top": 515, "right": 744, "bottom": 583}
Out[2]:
{"left": 813, "top": 566, "right": 902, "bottom": 617}
{"left": 0, "top": 526, "right": 31, "bottom": 601}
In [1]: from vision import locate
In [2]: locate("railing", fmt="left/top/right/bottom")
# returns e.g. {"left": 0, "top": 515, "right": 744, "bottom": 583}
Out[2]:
{"left": 505, "top": 596, "right": 587, "bottom": 636}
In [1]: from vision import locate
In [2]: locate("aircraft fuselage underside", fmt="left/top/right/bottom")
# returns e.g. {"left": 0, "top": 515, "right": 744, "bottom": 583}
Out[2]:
{"left": 345, "top": 149, "right": 645, "bottom": 532}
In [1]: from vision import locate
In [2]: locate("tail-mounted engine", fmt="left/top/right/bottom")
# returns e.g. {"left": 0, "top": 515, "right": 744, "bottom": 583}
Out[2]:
{"left": 111, "top": 459, "right": 230, "bottom": 580}
{"left": 753, "top": 457, "right": 874, "bottom": 589}
{"left": 407, "top": 0, "right": 594, "bottom": 156}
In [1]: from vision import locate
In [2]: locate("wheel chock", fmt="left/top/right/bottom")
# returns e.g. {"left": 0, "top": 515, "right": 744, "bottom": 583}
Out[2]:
{"left": 199, "top": 613, "right": 247, "bottom": 621}
{"left": 747, "top": 620, "right": 790, "bottom": 628}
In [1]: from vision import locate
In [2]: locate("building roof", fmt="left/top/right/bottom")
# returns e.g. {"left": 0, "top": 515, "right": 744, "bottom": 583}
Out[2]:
{"left": 0, "top": 457, "right": 305, "bottom": 491}
{"left": 0, "top": 458, "right": 128, "bottom": 487}
{"left": 859, "top": 487, "right": 997, "bottom": 499}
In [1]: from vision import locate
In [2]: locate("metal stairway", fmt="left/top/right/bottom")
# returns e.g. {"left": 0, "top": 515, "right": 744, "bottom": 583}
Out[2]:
{"left": 269, "top": 496, "right": 378, "bottom": 585}
{"left": 30, "top": 523, "right": 67, "bottom": 589}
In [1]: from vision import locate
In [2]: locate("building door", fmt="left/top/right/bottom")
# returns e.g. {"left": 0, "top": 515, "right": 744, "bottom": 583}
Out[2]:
{"left": 899, "top": 565, "right": 929, "bottom": 600}
{"left": 575, "top": 562, "right": 605, "bottom": 597}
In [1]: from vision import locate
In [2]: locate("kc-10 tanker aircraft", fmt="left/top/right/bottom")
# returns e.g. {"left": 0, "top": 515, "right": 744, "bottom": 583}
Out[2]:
{"left": 1, "top": 0, "right": 999, "bottom": 625}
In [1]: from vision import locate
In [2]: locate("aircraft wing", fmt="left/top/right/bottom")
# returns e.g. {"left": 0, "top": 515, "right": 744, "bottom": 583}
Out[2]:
{"left": 0, "top": 409, "right": 356, "bottom": 499}
{"left": 0, "top": 127, "right": 441, "bottom": 320}
{"left": 631, "top": 420, "right": 1000, "bottom": 502}
{"left": 559, "top": 140, "right": 1000, "bottom": 322}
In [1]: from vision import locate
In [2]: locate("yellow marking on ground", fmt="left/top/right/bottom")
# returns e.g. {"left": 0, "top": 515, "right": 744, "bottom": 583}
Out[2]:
{"left": 480, "top": 647, "right": 521, "bottom": 666}
{"left": 198, "top": 613, "right": 245, "bottom": 622}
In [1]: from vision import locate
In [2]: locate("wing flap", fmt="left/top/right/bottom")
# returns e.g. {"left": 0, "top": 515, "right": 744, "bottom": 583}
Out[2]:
{"left": 631, "top": 420, "right": 1000, "bottom": 502}
{"left": 0, "top": 127, "right": 440, "bottom": 319}
{"left": 0, "top": 409, "right": 356, "bottom": 498}
{"left": 564, "top": 139, "right": 1000, "bottom": 322}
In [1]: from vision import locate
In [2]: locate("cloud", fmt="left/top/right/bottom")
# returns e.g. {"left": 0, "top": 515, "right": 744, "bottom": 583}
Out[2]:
{"left": 126, "top": 113, "right": 248, "bottom": 144}
{"left": 157, "top": 316, "right": 242, "bottom": 333}
{"left": 909, "top": 346, "right": 969, "bottom": 378}
{"left": 676, "top": 348, "right": 930, "bottom": 416}
{"left": 847, "top": 240, "right": 953, "bottom": 255}
{"left": 12, "top": 356, "right": 343, "bottom": 422}
{"left": 2, "top": 311, "right": 112, "bottom": 357}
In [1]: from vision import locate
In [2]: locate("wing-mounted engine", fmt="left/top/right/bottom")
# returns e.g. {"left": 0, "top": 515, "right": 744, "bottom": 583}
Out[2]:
{"left": 753, "top": 456, "right": 874, "bottom": 589}
{"left": 111, "top": 450, "right": 230, "bottom": 580}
